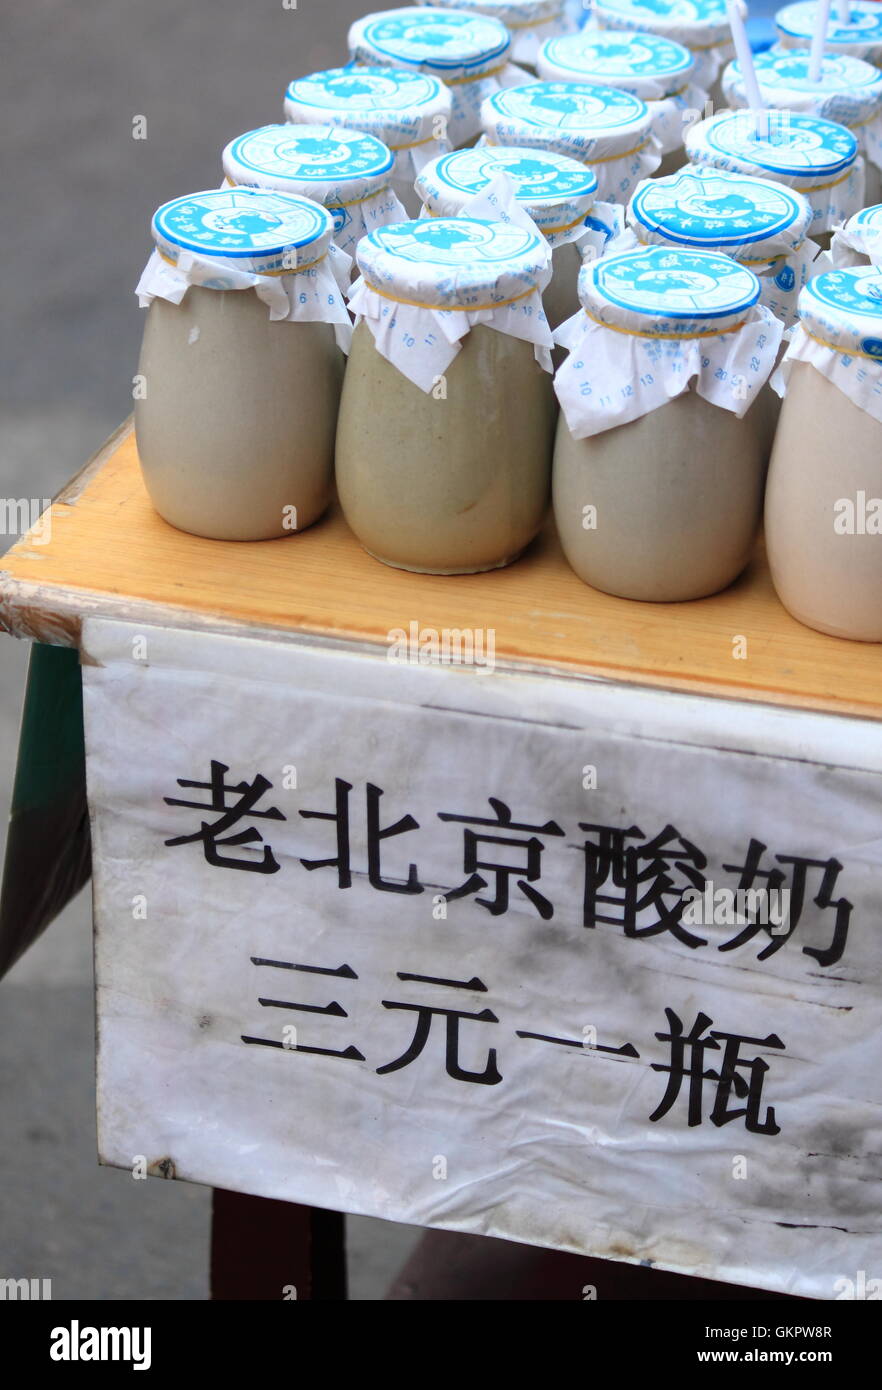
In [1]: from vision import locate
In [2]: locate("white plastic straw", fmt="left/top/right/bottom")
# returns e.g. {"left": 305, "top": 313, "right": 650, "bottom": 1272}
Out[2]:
{"left": 809, "top": 0, "right": 833, "bottom": 81}
{"left": 837, "top": 0, "right": 849, "bottom": 25}
{"left": 725, "top": 0, "right": 768, "bottom": 138}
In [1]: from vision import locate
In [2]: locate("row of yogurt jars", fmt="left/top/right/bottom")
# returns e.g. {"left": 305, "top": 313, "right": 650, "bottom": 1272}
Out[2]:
{"left": 134, "top": 173, "right": 882, "bottom": 641}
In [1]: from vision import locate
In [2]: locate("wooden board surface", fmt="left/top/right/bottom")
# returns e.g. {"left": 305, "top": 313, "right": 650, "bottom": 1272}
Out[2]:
{"left": 1, "top": 422, "right": 880, "bottom": 720}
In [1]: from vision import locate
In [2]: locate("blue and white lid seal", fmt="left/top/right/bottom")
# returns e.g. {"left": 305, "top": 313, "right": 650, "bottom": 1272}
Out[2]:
{"left": 613, "top": 167, "right": 819, "bottom": 327}
{"left": 684, "top": 110, "right": 866, "bottom": 234}
{"left": 283, "top": 68, "right": 453, "bottom": 181}
{"left": 591, "top": 0, "right": 743, "bottom": 91}
{"left": 136, "top": 188, "right": 353, "bottom": 350}
{"left": 537, "top": 30, "right": 707, "bottom": 155}
{"left": 415, "top": 144, "right": 620, "bottom": 251}
{"left": 348, "top": 213, "right": 555, "bottom": 391}
{"left": 554, "top": 244, "right": 784, "bottom": 437}
{"left": 222, "top": 124, "right": 407, "bottom": 259}
{"left": 481, "top": 80, "right": 662, "bottom": 202}
{"left": 722, "top": 49, "right": 882, "bottom": 172}
{"left": 775, "top": 2, "right": 882, "bottom": 65}
{"left": 413, "top": 0, "right": 578, "bottom": 67}
{"left": 348, "top": 8, "right": 533, "bottom": 147}
{"left": 831, "top": 203, "right": 882, "bottom": 267}
{"left": 773, "top": 266, "right": 882, "bottom": 424}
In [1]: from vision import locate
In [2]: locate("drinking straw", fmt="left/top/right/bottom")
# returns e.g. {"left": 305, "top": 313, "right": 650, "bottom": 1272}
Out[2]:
{"left": 809, "top": 0, "right": 833, "bottom": 81}
{"left": 837, "top": 0, "right": 849, "bottom": 25}
{"left": 725, "top": 0, "right": 769, "bottom": 137}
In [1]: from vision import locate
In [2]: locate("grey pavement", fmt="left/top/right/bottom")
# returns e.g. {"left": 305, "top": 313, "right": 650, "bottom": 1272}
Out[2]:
{"left": 0, "top": 0, "right": 420, "bottom": 1301}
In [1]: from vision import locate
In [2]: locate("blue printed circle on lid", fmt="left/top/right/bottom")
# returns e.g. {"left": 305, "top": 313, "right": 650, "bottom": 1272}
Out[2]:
{"left": 414, "top": 0, "right": 563, "bottom": 20}
{"left": 852, "top": 203, "right": 882, "bottom": 230}
{"left": 354, "top": 8, "right": 511, "bottom": 70}
{"left": 541, "top": 31, "right": 694, "bottom": 87}
{"left": 588, "top": 245, "right": 760, "bottom": 321}
{"left": 286, "top": 67, "right": 446, "bottom": 116}
{"left": 694, "top": 109, "right": 858, "bottom": 178}
{"left": 427, "top": 146, "right": 599, "bottom": 203}
{"left": 799, "top": 265, "right": 882, "bottom": 354}
{"left": 357, "top": 215, "right": 550, "bottom": 306}
{"left": 224, "top": 124, "right": 394, "bottom": 186}
{"left": 732, "top": 48, "right": 882, "bottom": 96}
{"left": 631, "top": 169, "right": 805, "bottom": 248}
{"left": 776, "top": 1, "right": 882, "bottom": 47}
{"left": 151, "top": 188, "right": 333, "bottom": 263}
{"left": 487, "top": 81, "right": 649, "bottom": 132}
{"left": 592, "top": 0, "right": 733, "bottom": 46}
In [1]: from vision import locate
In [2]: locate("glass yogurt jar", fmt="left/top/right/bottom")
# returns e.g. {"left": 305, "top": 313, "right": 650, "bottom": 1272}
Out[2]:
{"left": 722, "top": 49, "right": 882, "bottom": 205}
{"left": 415, "top": 143, "right": 619, "bottom": 325}
{"left": 537, "top": 29, "right": 706, "bottom": 177}
{"left": 134, "top": 188, "right": 352, "bottom": 541}
{"left": 831, "top": 203, "right": 882, "bottom": 267}
{"left": 414, "top": 0, "right": 577, "bottom": 71}
{"left": 481, "top": 80, "right": 662, "bottom": 202}
{"left": 221, "top": 123, "right": 405, "bottom": 260}
{"left": 685, "top": 109, "right": 864, "bottom": 243}
{"left": 337, "top": 216, "right": 557, "bottom": 573}
{"left": 591, "top": 0, "right": 737, "bottom": 108}
{"left": 284, "top": 67, "right": 453, "bottom": 217}
{"left": 348, "top": 7, "right": 531, "bottom": 149}
{"left": 766, "top": 266, "right": 882, "bottom": 641}
{"left": 553, "top": 246, "right": 783, "bottom": 600}
{"left": 775, "top": 1, "right": 882, "bottom": 66}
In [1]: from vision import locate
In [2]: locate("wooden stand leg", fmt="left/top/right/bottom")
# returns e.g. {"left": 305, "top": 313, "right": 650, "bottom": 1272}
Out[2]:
{"left": 210, "top": 1189, "right": 347, "bottom": 1301}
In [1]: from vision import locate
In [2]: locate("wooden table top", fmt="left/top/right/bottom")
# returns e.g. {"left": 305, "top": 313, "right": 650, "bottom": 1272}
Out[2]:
{"left": 1, "top": 420, "right": 880, "bottom": 721}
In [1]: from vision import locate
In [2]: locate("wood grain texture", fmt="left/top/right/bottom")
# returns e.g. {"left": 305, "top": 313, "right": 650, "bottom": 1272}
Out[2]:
{"left": 1, "top": 428, "right": 880, "bottom": 720}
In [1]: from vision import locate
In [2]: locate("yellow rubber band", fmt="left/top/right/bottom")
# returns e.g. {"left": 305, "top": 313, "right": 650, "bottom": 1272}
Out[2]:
{"left": 801, "top": 167, "right": 857, "bottom": 193}
{"left": 366, "top": 281, "right": 538, "bottom": 311}
{"left": 507, "top": 9, "right": 565, "bottom": 29}
{"left": 445, "top": 62, "right": 510, "bottom": 86}
{"left": 585, "top": 309, "right": 747, "bottom": 340}
{"left": 389, "top": 134, "right": 443, "bottom": 152}
{"left": 802, "top": 325, "right": 882, "bottom": 361}
{"left": 158, "top": 248, "right": 328, "bottom": 276}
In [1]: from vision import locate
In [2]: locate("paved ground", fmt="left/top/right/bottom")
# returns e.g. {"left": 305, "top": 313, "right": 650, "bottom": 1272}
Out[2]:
{"left": 0, "top": 0, "right": 421, "bottom": 1302}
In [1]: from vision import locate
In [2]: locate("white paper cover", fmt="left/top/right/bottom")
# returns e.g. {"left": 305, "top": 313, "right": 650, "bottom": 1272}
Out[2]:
{"left": 348, "top": 7, "right": 534, "bottom": 146}
{"left": 831, "top": 203, "right": 882, "bottom": 268}
{"left": 481, "top": 80, "right": 662, "bottom": 201}
{"left": 413, "top": 0, "right": 577, "bottom": 67}
{"left": 684, "top": 111, "right": 865, "bottom": 235}
{"left": 775, "top": 0, "right": 882, "bottom": 65}
{"left": 722, "top": 49, "right": 882, "bottom": 172}
{"left": 415, "top": 144, "right": 620, "bottom": 249}
{"left": 591, "top": 0, "right": 742, "bottom": 89}
{"left": 772, "top": 265, "right": 882, "bottom": 423}
{"left": 349, "top": 206, "right": 555, "bottom": 391}
{"left": 283, "top": 68, "right": 453, "bottom": 184}
{"left": 554, "top": 245, "right": 784, "bottom": 437}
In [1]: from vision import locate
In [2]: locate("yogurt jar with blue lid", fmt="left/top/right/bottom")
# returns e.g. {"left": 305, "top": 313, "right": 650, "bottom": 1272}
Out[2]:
{"left": 591, "top": 0, "right": 739, "bottom": 100}
{"left": 414, "top": 0, "right": 577, "bottom": 69}
{"left": 685, "top": 109, "right": 865, "bottom": 236}
{"left": 348, "top": 7, "right": 532, "bottom": 148}
{"left": 766, "top": 266, "right": 882, "bottom": 639}
{"left": 832, "top": 202, "right": 882, "bottom": 266}
{"left": 537, "top": 29, "right": 705, "bottom": 170}
{"left": 775, "top": 1, "right": 882, "bottom": 66}
{"left": 134, "top": 188, "right": 352, "bottom": 542}
{"left": 338, "top": 216, "right": 556, "bottom": 573}
{"left": 616, "top": 165, "right": 818, "bottom": 326}
{"left": 480, "top": 80, "right": 662, "bottom": 201}
{"left": 553, "top": 245, "right": 783, "bottom": 600}
{"left": 414, "top": 144, "right": 621, "bottom": 323}
{"left": 722, "top": 48, "right": 882, "bottom": 202}
{"left": 283, "top": 68, "right": 452, "bottom": 216}
{"left": 221, "top": 123, "right": 406, "bottom": 260}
